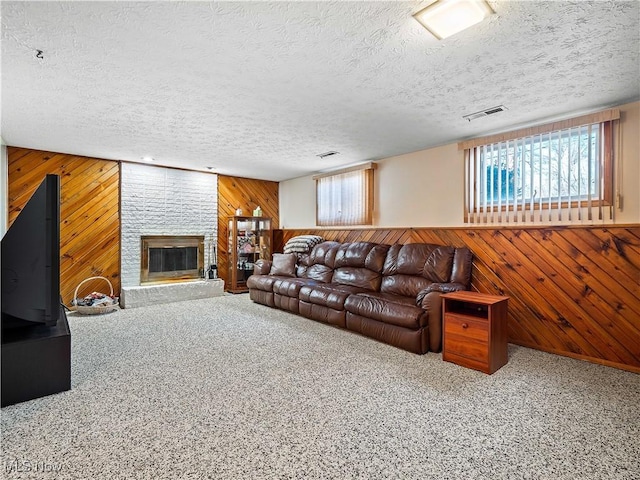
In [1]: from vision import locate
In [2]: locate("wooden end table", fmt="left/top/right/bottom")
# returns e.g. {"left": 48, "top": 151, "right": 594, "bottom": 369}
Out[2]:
{"left": 441, "top": 291, "right": 509, "bottom": 374}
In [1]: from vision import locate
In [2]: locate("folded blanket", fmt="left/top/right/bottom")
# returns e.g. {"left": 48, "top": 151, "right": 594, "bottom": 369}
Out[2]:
{"left": 283, "top": 235, "right": 325, "bottom": 254}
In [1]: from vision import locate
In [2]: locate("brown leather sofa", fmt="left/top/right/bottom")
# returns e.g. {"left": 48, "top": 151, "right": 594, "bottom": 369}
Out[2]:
{"left": 247, "top": 241, "right": 472, "bottom": 354}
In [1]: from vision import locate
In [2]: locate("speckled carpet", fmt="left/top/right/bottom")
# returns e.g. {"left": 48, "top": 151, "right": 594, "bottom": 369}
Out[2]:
{"left": 2, "top": 294, "right": 639, "bottom": 479}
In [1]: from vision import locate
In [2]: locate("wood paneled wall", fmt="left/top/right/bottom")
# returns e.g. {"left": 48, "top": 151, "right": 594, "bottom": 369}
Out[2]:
{"left": 280, "top": 226, "right": 640, "bottom": 373}
{"left": 217, "top": 175, "right": 279, "bottom": 286}
{"left": 8, "top": 147, "right": 120, "bottom": 305}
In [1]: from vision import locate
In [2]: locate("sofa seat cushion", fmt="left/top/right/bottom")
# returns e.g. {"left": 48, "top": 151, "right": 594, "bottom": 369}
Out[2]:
{"left": 246, "top": 274, "right": 281, "bottom": 291}
{"left": 344, "top": 292, "right": 427, "bottom": 329}
{"left": 381, "top": 244, "right": 455, "bottom": 297}
{"left": 273, "top": 277, "right": 320, "bottom": 297}
{"left": 299, "top": 284, "right": 368, "bottom": 310}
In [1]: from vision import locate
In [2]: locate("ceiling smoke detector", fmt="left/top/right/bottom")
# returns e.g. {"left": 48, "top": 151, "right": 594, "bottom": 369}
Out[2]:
{"left": 463, "top": 105, "right": 507, "bottom": 122}
{"left": 316, "top": 151, "right": 340, "bottom": 159}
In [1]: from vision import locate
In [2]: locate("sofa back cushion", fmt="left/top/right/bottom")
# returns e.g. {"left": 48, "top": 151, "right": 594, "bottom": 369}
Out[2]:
{"left": 295, "top": 253, "right": 311, "bottom": 278}
{"left": 331, "top": 242, "right": 389, "bottom": 290}
{"left": 451, "top": 247, "right": 473, "bottom": 286}
{"left": 305, "top": 241, "right": 341, "bottom": 283}
{"left": 381, "top": 244, "right": 455, "bottom": 297}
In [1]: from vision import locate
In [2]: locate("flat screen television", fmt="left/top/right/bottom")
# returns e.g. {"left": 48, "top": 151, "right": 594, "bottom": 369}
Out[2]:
{"left": 1, "top": 174, "right": 61, "bottom": 329}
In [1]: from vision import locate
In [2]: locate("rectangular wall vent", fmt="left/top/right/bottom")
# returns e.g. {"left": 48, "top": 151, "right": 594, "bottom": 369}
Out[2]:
{"left": 463, "top": 105, "right": 507, "bottom": 122}
{"left": 316, "top": 151, "right": 340, "bottom": 158}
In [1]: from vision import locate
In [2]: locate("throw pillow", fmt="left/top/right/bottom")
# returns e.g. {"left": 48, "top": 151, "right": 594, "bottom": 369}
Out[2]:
{"left": 269, "top": 253, "right": 297, "bottom": 277}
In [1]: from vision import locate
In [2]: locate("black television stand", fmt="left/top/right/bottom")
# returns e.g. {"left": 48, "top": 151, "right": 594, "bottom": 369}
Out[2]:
{"left": 1, "top": 306, "right": 71, "bottom": 407}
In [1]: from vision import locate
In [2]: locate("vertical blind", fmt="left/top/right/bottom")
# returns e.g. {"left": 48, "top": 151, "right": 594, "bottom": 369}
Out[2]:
{"left": 315, "top": 163, "right": 375, "bottom": 226}
{"left": 460, "top": 109, "right": 618, "bottom": 224}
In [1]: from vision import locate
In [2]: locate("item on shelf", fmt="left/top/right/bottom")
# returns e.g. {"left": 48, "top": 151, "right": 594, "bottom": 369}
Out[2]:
{"left": 238, "top": 234, "right": 255, "bottom": 254}
{"left": 235, "top": 208, "right": 243, "bottom": 215}
{"left": 252, "top": 206, "right": 262, "bottom": 216}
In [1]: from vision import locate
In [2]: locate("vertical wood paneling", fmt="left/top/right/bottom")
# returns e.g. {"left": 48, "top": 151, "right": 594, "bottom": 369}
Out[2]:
{"left": 217, "top": 175, "right": 279, "bottom": 287}
{"left": 8, "top": 147, "right": 120, "bottom": 305}
{"left": 280, "top": 225, "right": 640, "bottom": 373}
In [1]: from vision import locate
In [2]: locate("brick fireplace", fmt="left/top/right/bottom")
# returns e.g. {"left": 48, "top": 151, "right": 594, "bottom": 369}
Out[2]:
{"left": 119, "top": 163, "right": 223, "bottom": 308}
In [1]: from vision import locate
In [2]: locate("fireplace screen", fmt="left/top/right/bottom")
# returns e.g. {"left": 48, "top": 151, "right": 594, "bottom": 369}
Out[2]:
{"left": 141, "top": 236, "right": 204, "bottom": 284}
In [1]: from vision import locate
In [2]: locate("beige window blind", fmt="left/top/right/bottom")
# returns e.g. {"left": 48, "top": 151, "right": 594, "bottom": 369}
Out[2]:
{"left": 314, "top": 163, "right": 375, "bottom": 226}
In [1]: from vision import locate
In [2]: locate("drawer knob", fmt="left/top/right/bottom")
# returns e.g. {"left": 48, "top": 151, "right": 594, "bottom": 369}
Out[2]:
{"left": 461, "top": 323, "right": 469, "bottom": 329}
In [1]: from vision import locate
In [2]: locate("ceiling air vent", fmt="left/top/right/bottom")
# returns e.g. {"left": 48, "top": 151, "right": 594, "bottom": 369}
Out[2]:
{"left": 316, "top": 151, "right": 340, "bottom": 159}
{"left": 463, "top": 105, "right": 507, "bottom": 122}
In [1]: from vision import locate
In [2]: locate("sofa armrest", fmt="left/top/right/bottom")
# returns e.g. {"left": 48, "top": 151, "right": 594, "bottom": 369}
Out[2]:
{"left": 253, "top": 259, "right": 272, "bottom": 275}
{"left": 416, "top": 282, "right": 467, "bottom": 305}
{"left": 415, "top": 283, "right": 467, "bottom": 352}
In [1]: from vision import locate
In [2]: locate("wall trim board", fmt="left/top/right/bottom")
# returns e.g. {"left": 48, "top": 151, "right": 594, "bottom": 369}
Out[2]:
{"left": 280, "top": 223, "right": 639, "bottom": 233}
{"left": 279, "top": 225, "right": 640, "bottom": 373}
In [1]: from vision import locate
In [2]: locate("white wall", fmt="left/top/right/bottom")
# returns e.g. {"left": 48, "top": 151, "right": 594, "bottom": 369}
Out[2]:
{"left": 618, "top": 102, "right": 640, "bottom": 223}
{"left": 120, "top": 163, "right": 218, "bottom": 287}
{"left": 278, "top": 174, "right": 317, "bottom": 229}
{"left": 280, "top": 101, "right": 640, "bottom": 228}
{"left": 375, "top": 143, "right": 464, "bottom": 227}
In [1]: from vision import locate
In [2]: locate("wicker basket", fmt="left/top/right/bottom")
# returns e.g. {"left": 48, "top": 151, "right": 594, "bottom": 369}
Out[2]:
{"left": 71, "top": 276, "right": 119, "bottom": 315}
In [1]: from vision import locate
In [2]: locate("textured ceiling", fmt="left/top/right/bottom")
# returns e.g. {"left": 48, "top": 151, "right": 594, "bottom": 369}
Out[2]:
{"left": 1, "top": 1, "right": 639, "bottom": 181}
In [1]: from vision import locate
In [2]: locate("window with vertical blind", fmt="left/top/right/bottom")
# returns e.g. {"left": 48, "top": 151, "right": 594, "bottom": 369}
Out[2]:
{"left": 315, "top": 163, "right": 375, "bottom": 226}
{"left": 460, "top": 109, "right": 618, "bottom": 224}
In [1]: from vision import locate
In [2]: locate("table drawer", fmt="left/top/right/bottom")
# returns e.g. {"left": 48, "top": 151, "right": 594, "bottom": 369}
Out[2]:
{"left": 444, "top": 314, "right": 489, "bottom": 342}
{"left": 445, "top": 336, "right": 489, "bottom": 363}
{"left": 443, "top": 351, "right": 490, "bottom": 373}
{"left": 444, "top": 314, "right": 489, "bottom": 364}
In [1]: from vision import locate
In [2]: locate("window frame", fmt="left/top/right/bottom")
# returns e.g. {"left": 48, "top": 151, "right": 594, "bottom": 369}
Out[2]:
{"left": 460, "top": 109, "right": 618, "bottom": 224}
{"left": 314, "top": 162, "right": 375, "bottom": 227}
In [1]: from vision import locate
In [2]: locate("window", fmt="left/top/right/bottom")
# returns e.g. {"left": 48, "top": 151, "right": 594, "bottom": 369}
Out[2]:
{"left": 315, "top": 163, "right": 375, "bottom": 226}
{"left": 461, "top": 109, "right": 618, "bottom": 223}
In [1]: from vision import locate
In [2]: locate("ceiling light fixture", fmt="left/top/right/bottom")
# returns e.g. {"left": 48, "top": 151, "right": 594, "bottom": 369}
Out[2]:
{"left": 141, "top": 156, "right": 154, "bottom": 163}
{"left": 413, "top": 0, "right": 494, "bottom": 40}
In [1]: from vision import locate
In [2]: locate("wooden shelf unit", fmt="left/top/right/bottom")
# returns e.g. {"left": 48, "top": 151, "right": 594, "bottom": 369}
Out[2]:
{"left": 226, "top": 216, "right": 272, "bottom": 293}
{"left": 441, "top": 291, "right": 509, "bottom": 374}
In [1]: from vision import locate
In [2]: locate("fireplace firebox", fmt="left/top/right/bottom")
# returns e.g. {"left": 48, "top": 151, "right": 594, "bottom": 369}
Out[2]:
{"left": 140, "top": 236, "right": 204, "bottom": 284}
